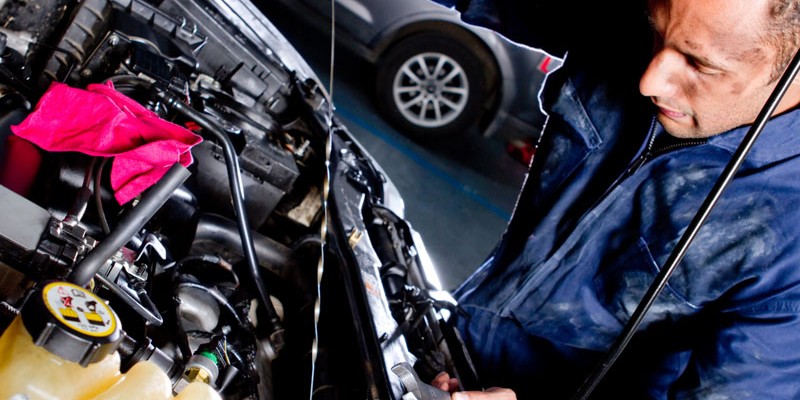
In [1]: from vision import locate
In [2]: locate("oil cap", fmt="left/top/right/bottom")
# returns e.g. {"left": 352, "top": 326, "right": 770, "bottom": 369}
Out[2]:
{"left": 21, "top": 281, "right": 121, "bottom": 366}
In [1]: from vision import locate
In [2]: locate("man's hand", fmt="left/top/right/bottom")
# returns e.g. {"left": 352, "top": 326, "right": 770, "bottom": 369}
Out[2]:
{"left": 432, "top": 372, "right": 460, "bottom": 393}
{"left": 432, "top": 372, "right": 517, "bottom": 400}
{"left": 451, "top": 387, "right": 516, "bottom": 399}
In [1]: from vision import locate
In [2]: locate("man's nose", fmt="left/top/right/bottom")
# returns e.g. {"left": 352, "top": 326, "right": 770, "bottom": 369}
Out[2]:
{"left": 639, "top": 49, "right": 678, "bottom": 98}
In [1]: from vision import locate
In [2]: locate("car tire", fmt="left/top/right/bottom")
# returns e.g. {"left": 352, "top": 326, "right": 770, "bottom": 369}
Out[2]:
{"left": 375, "top": 32, "right": 493, "bottom": 141}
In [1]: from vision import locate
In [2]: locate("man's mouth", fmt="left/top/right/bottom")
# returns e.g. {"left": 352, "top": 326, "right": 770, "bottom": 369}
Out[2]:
{"left": 652, "top": 99, "right": 689, "bottom": 120}
{"left": 658, "top": 106, "right": 688, "bottom": 119}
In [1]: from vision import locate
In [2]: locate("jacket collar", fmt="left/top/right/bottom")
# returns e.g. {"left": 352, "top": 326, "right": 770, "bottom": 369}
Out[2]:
{"left": 707, "top": 107, "right": 800, "bottom": 165}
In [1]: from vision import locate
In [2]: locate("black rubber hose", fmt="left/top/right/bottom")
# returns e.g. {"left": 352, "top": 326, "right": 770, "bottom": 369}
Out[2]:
{"left": 153, "top": 88, "right": 285, "bottom": 352}
{"left": 194, "top": 213, "right": 293, "bottom": 277}
{"left": 64, "top": 157, "right": 97, "bottom": 224}
{"left": 572, "top": 47, "right": 800, "bottom": 400}
{"left": 68, "top": 163, "right": 191, "bottom": 286}
{"left": 94, "top": 157, "right": 112, "bottom": 234}
{"left": 118, "top": 334, "right": 181, "bottom": 381}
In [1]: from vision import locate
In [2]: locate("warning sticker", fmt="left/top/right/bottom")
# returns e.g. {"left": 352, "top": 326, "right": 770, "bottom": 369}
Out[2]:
{"left": 42, "top": 282, "right": 117, "bottom": 337}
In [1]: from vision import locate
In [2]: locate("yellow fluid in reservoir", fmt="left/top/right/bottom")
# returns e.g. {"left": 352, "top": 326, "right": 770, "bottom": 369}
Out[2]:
{"left": 175, "top": 381, "right": 224, "bottom": 400}
{"left": 0, "top": 316, "right": 221, "bottom": 400}
{"left": 0, "top": 316, "right": 121, "bottom": 399}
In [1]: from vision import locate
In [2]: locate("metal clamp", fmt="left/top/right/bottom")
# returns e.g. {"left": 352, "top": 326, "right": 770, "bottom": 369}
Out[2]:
{"left": 392, "top": 362, "right": 451, "bottom": 400}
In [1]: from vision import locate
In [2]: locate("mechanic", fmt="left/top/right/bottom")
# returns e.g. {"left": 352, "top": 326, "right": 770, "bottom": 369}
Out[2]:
{"left": 432, "top": 0, "right": 800, "bottom": 398}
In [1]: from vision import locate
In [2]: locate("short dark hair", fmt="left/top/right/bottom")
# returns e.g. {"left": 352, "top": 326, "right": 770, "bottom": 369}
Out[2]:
{"left": 766, "top": 0, "right": 800, "bottom": 81}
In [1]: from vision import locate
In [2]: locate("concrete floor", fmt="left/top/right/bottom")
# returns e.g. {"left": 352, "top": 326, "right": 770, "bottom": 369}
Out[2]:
{"left": 265, "top": 5, "right": 532, "bottom": 290}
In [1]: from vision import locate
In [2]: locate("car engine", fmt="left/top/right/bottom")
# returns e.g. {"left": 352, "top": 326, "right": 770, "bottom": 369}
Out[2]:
{"left": 0, "top": 0, "right": 477, "bottom": 398}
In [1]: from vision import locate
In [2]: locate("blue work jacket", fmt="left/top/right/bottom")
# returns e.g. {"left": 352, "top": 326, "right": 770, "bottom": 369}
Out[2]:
{"left": 451, "top": 4, "right": 800, "bottom": 398}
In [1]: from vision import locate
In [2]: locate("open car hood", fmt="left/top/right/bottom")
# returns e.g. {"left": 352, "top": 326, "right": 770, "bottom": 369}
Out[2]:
{"left": 0, "top": 0, "right": 474, "bottom": 398}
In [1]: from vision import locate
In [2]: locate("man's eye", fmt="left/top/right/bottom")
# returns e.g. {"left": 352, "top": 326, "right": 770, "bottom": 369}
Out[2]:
{"left": 687, "top": 57, "right": 720, "bottom": 76}
{"left": 695, "top": 65, "right": 721, "bottom": 76}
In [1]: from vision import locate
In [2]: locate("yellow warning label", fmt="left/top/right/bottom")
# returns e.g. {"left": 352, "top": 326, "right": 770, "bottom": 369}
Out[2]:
{"left": 42, "top": 282, "right": 117, "bottom": 337}
{"left": 84, "top": 312, "right": 105, "bottom": 326}
{"left": 59, "top": 308, "right": 80, "bottom": 322}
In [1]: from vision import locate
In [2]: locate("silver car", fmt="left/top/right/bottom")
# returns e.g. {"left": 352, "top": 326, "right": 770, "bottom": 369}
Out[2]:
{"left": 263, "top": 0, "right": 558, "bottom": 141}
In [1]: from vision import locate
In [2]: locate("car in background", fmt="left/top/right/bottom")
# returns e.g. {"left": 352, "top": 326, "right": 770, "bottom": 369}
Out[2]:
{"left": 261, "top": 0, "right": 559, "bottom": 142}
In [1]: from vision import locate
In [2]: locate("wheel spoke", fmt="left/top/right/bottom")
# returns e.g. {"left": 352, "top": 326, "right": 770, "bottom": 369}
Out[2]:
{"left": 411, "top": 55, "right": 433, "bottom": 79}
{"left": 396, "top": 85, "right": 422, "bottom": 94}
{"left": 400, "top": 63, "right": 424, "bottom": 84}
{"left": 438, "top": 96, "right": 461, "bottom": 110}
{"left": 432, "top": 57, "right": 447, "bottom": 79}
{"left": 417, "top": 97, "right": 430, "bottom": 120}
{"left": 431, "top": 98, "right": 443, "bottom": 122}
{"left": 441, "top": 86, "right": 468, "bottom": 96}
{"left": 400, "top": 93, "right": 426, "bottom": 111}
{"left": 441, "top": 68, "right": 463, "bottom": 85}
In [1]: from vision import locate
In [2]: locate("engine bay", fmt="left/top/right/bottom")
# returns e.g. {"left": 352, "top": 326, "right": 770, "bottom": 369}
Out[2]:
{"left": 0, "top": 0, "right": 475, "bottom": 398}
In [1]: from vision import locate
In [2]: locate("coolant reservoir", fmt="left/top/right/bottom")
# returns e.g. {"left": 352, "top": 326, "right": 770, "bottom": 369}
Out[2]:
{"left": 89, "top": 360, "right": 173, "bottom": 399}
{"left": 0, "top": 281, "right": 221, "bottom": 400}
{"left": 0, "top": 281, "right": 124, "bottom": 399}
{"left": 175, "top": 381, "right": 224, "bottom": 399}
{"left": 0, "top": 316, "right": 122, "bottom": 398}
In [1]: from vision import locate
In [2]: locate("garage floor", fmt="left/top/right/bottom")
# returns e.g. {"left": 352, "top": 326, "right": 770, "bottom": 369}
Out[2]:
{"left": 266, "top": 6, "right": 532, "bottom": 290}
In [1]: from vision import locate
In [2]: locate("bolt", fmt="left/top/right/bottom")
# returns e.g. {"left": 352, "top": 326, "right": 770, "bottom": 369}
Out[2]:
{"left": 184, "top": 366, "right": 212, "bottom": 384}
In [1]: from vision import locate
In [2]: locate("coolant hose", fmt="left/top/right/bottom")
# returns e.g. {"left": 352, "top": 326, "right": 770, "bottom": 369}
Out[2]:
{"left": 68, "top": 163, "right": 191, "bottom": 286}
{"left": 153, "top": 88, "right": 286, "bottom": 352}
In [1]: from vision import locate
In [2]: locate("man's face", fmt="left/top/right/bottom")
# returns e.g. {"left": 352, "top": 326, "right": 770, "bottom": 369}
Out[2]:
{"left": 640, "top": 0, "right": 789, "bottom": 138}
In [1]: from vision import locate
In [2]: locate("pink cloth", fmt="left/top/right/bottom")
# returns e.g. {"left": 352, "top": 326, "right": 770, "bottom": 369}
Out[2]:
{"left": 0, "top": 135, "right": 42, "bottom": 196}
{"left": 11, "top": 82, "right": 202, "bottom": 204}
